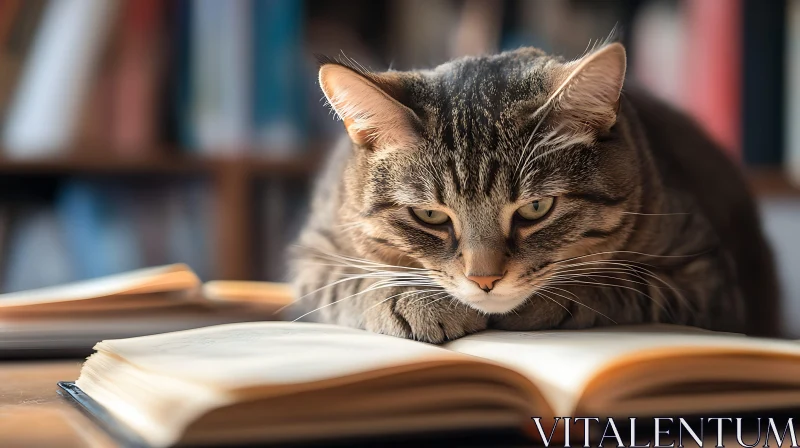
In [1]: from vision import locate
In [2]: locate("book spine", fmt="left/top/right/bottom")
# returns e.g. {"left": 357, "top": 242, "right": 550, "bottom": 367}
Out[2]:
{"left": 110, "top": 0, "right": 164, "bottom": 155}
{"left": 787, "top": 0, "right": 800, "bottom": 184}
{"left": 219, "top": 0, "right": 252, "bottom": 154}
{"left": 190, "top": 0, "right": 251, "bottom": 155}
{"left": 684, "top": 0, "right": 742, "bottom": 160}
{"left": 166, "top": 0, "right": 195, "bottom": 151}
{"left": 167, "top": 182, "right": 212, "bottom": 281}
{"left": 260, "top": 179, "right": 286, "bottom": 281}
{"left": 252, "top": 0, "right": 306, "bottom": 155}
{"left": 0, "top": 0, "right": 46, "bottom": 129}
{"left": 3, "top": 207, "right": 73, "bottom": 292}
{"left": 742, "top": 0, "right": 786, "bottom": 166}
{"left": 55, "top": 181, "right": 142, "bottom": 280}
{"left": 1, "top": 0, "right": 120, "bottom": 157}
{"left": 629, "top": 0, "right": 686, "bottom": 106}
{"left": 0, "top": 0, "right": 22, "bottom": 127}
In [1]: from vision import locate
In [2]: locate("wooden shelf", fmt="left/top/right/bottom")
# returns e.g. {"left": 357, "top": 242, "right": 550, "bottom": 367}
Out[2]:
{"left": 0, "top": 152, "right": 324, "bottom": 177}
{"left": 0, "top": 148, "right": 327, "bottom": 282}
{"left": 747, "top": 168, "right": 800, "bottom": 198}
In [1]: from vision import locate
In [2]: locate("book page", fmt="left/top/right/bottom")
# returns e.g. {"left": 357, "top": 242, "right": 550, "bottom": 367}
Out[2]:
{"left": 0, "top": 264, "right": 198, "bottom": 308}
{"left": 94, "top": 321, "right": 468, "bottom": 390}
{"left": 80, "top": 322, "right": 543, "bottom": 448}
{"left": 444, "top": 324, "right": 800, "bottom": 415}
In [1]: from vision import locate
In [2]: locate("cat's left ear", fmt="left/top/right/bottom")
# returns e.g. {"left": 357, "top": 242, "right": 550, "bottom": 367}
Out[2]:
{"left": 318, "top": 63, "right": 422, "bottom": 150}
{"left": 549, "top": 43, "right": 626, "bottom": 132}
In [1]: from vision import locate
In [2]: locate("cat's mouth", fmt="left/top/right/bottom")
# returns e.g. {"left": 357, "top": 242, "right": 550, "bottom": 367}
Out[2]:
{"left": 456, "top": 291, "right": 529, "bottom": 314}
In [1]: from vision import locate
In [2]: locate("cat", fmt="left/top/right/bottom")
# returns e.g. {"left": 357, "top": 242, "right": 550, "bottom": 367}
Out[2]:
{"left": 289, "top": 43, "right": 779, "bottom": 343}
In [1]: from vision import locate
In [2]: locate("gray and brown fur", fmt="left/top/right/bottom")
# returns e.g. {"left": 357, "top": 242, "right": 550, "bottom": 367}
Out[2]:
{"left": 289, "top": 44, "right": 779, "bottom": 342}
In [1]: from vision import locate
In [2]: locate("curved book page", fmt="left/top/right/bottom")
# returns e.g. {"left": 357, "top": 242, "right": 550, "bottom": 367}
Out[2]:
{"left": 0, "top": 264, "right": 199, "bottom": 311}
{"left": 444, "top": 324, "right": 800, "bottom": 416}
{"left": 76, "top": 322, "right": 547, "bottom": 447}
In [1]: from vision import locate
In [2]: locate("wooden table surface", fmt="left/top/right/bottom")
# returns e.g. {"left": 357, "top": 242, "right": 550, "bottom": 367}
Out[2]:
{"left": 0, "top": 361, "right": 116, "bottom": 448}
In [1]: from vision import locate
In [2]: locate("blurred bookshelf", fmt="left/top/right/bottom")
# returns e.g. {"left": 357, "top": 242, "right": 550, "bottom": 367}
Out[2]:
{"left": 0, "top": 147, "right": 323, "bottom": 284}
{"left": 748, "top": 169, "right": 800, "bottom": 198}
{"left": 0, "top": 150, "right": 321, "bottom": 176}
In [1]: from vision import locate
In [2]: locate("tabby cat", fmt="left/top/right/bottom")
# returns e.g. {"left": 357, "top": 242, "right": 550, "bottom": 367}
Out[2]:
{"left": 289, "top": 43, "right": 779, "bottom": 342}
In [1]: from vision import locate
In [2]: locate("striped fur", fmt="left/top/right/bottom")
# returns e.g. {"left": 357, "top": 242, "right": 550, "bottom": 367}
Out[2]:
{"left": 288, "top": 44, "right": 779, "bottom": 343}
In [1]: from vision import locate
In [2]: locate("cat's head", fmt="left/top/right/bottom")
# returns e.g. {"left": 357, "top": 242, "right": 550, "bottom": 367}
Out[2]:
{"left": 320, "top": 44, "right": 640, "bottom": 314}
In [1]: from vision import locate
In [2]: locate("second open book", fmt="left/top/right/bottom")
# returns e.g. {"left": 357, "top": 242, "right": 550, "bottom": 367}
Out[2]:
{"left": 73, "top": 321, "right": 800, "bottom": 447}
{"left": 0, "top": 264, "right": 293, "bottom": 356}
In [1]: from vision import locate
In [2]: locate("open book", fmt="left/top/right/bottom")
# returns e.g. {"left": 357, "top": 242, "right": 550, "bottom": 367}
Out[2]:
{"left": 69, "top": 321, "right": 800, "bottom": 447}
{"left": 0, "top": 265, "right": 292, "bottom": 356}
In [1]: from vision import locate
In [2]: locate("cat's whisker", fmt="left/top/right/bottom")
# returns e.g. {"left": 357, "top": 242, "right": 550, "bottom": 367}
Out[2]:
{"left": 547, "top": 279, "right": 669, "bottom": 316}
{"left": 289, "top": 272, "right": 388, "bottom": 305}
{"left": 319, "top": 268, "right": 436, "bottom": 281}
{"left": 547, "top": 260, "right": 660, "bottom": 283}
{"left": 415, "top": 292, "right": 452, "bottom": 309}
{"left": 552, "top": 264, "right": 654, "bottom": 276}
{"left": 293, "top": 279, "right": 436, "bottom": 322}
{"left": 534, "top": 288, "right": 572, "bottom": 317}
{"left": 361, "top": 288, "right": 445, "bottom": 314}
{"left": 514, "top": 71, "right": 575, "bottom": 178}
{"left": 550, "top": 249, "right": 711, "bottom": 266}
{"left": 550, "top": 260, "right": 690, "bottom": 309}
{"left": 554, "top": 258, "right": 658, "bottom": 270}
{"left": 535, "top": 284, "right": 617, "bottom": 324}
{"left": 301, "top": 262, "right": 434, "bottom": 277}
{"left": 283, "top": 270, "right": 438, "bottom": 314}
{"left": 333, "top": 221, "right": 369, "bottom": 231}
{"left": 514, "top": 113, "right": 553, "bottom": 176}
{"left": 308, "top": 249, "right": 432, "bottom": 272}
{"left": 409, "top": 291, "right": 450, "bottom": 306}
{"left": 403, "top": 289, "right": 447, "bottom": 304}
{"left": 551, "top": 268, "right": 653, "bottom": 283}
{"left": 524, "top": 131, "right": 594, "bottom": 170}
{"left": 424, "top": 295, "right": 450, "bottom": 308}
{"left": 517, "top": 123, "right": 565, "bottom": 178}
{"left": 552, "top": 262, "right": 664, "bottom": 281}
{"left": 548, "top": 272, "right": 657, "bottom": 290}
{"left": 555, "top": 261, "right": 675, "bottom": 288}
{"left": 550, "top": 268, "right": 676, "bottom": 303}
{"left": 554, "top": 261, "right": 669, "bottom": 285}
{"left": 620, "top": 211, "right": 691, "bottom": 216}
{"left": 293, "top": 245, "right": 412, "bottom": 269}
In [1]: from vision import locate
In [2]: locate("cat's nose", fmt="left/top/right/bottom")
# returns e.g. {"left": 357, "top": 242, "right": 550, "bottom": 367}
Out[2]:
{"left": 466, "top": 274, "right": 504, "bottom": 292}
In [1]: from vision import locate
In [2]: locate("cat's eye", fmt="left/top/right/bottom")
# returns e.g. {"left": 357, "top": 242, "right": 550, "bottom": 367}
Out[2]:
{"left": 516, "top": 197, "right": 554, "bottom": 221}
{"left": 411, "top": 208, "right": 450, "bottom": 225}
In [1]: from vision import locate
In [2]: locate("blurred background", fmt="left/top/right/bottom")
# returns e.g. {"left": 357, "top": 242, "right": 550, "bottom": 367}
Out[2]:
{"left": 0, "top": 0, "right": 798, "bottom": 333}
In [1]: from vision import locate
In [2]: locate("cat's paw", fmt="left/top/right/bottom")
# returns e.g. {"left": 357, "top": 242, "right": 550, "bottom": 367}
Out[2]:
{"left": 362, "top": 294, "right": 488, "bottom": 343}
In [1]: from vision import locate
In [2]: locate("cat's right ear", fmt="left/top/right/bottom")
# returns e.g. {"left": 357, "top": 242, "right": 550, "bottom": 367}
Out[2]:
{"left": 319, "top": 64, "right": 421, "bottom": 150}
{"left": 547, "top": 43, "right": 627, "bottom": 133}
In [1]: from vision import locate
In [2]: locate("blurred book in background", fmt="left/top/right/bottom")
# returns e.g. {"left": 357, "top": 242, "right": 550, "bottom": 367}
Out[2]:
{"left": 109, "top": 0, "right": 165, "bottom": 155}
{"left": 684, "top": 0, "right": 741, "bottom": 158}
{"left": 1, "top": 0, "right": 119, "bottom": 157}
{"left": 3, "top": 206, "right": 72, "bottom": 292}
{"left": 252, "top": 0, "right": 307, "bottom": 155}
{"left": 0, "top": 0, "right": 46, "bottom": 130}
{"left": 189, "top": 0, "right": 251, "bottom": 154}
{"left": 631, "top": 0, "right": 741, "bottom": 160}
{"left": 56, "top": 181, "right": 143, "bottom": 281}
{"left": 0, "top": 264, "right": 293, "bottom": 358}
{"left": 742, "top": 0, "right": 786, "bottom": 167}
{"left": 787, "top": 0, "right": 800, "bottom": 184}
